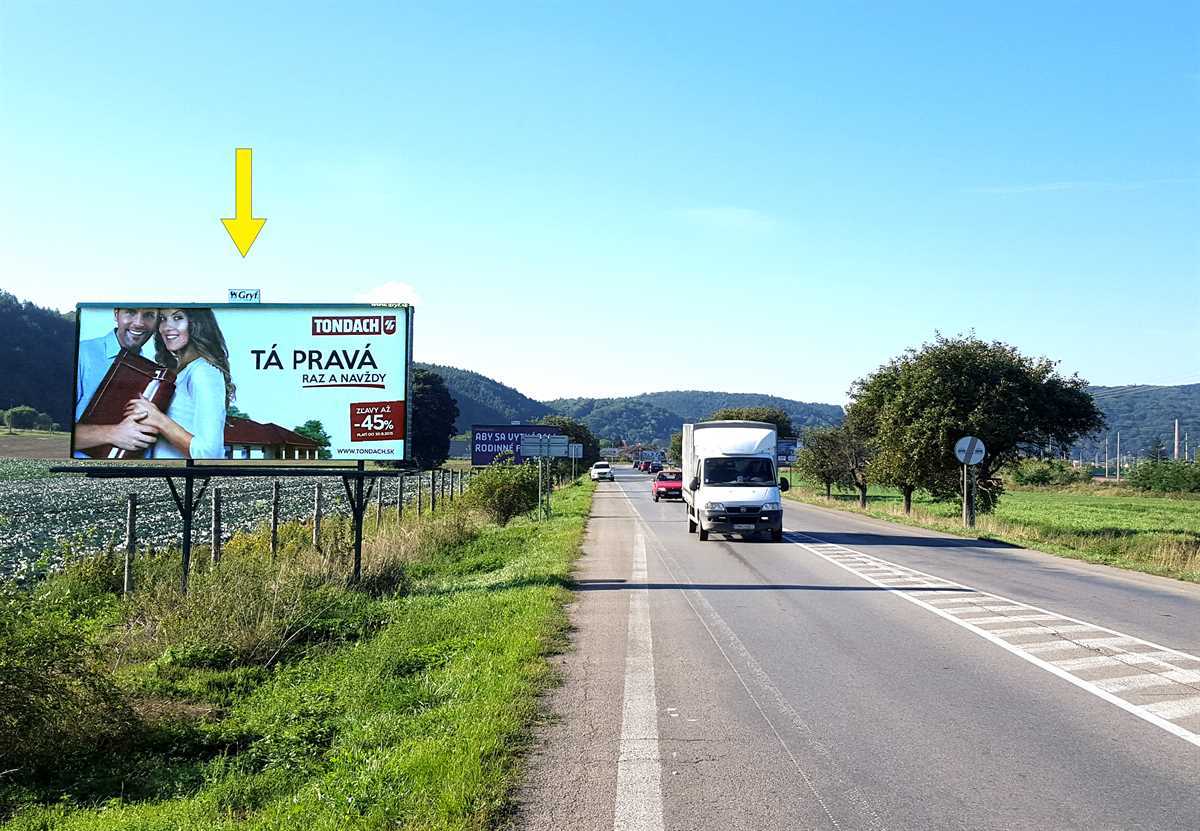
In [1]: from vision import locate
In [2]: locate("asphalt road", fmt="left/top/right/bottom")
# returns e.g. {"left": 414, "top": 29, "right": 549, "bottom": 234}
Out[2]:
{"left": 513, "top": 467, "right": 1200, "bottom": 831}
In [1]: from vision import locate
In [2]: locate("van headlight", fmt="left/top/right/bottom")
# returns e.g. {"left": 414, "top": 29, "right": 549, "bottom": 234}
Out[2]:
{"left": 760, "top": 502, "right": 781, "bottom": 512}
{"left": 704, "top": 502, "right": 725, "bottom": 511}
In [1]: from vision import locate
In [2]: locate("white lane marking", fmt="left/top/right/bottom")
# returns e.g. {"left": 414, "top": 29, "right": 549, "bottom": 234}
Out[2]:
{"left": 613, "top": 530, "right": 664, "bottom": 831}
{"left": 787, "top": 532, "right": 1200, "bottom": 748}
{"left": 1022, "top": 636, "right": 1141, "bottom": 655}
{"left": 619, "top": 482, "right": 882, "bottom": 829}
{"left": 1144, "top": 696, "right": 1200, "bottom": 720}
{"left": 1096, "top": 670, "right": 1200, "bottom": 693}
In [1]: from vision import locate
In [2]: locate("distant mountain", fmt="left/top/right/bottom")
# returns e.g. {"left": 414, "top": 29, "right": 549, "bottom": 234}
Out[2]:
{"left": 0, "top": 291, "right": 74, "bottom": 424}
{"left": 416, "top": 362, "right": 552, "bottom": 433}
{"left": 1076, "top": 384, "right": 1200, "bottom": 460}
{"left": 627, "top": 391, "right": 845, "bottom": 432}
{"left": 550, "top": 398, "right": 685, "bottom": 445}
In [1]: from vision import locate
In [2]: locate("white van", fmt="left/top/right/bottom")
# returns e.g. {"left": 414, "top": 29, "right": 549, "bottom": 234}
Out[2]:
{"left": 681, "top": 421, "right": 789, "bottom": 542}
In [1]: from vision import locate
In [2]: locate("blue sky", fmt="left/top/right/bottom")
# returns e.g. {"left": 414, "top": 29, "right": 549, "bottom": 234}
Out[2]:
{"left": 2, "top": 2, "right": 1197, "bottom": 404}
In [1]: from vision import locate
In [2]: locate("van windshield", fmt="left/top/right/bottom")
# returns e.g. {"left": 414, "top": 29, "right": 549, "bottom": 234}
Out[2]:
{"left": 703, "top": 457, "right": 775, "bottom": 486}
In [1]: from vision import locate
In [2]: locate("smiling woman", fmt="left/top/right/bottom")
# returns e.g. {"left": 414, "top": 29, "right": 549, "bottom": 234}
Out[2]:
{"left": 126, "top": 308, "right": 234, "bottom": 459}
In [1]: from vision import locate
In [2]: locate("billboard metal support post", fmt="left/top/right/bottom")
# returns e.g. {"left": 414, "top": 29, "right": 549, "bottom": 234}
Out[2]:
{"left": 341, "top": 460, "right": 376, "bottom": 584}
{"left": 396, "top": 474, "right": 404, "bottom": 521}
{"left": 164, "top": 460, "right": 210, "bottom": 595}
{"left": 429, "top": 470, "right": 437, "bottom": 513}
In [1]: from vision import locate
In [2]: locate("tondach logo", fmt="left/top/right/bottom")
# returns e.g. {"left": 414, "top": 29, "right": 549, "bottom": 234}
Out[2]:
{"left": 311, "top": 315, "right": 397, "bottom": 336}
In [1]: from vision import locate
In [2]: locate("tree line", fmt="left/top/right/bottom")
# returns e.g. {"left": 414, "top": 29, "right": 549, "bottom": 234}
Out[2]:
{"left": 3, "top": 405, "right": 61, "bottom": 433}
{"left": 795, "top": 335, "right": 1105, "bottom": 513}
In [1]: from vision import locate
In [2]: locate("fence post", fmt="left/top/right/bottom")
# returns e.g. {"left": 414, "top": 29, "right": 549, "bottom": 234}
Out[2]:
{"left": 313, "top": 482, "right": 322, "bottom": 549}
{"left": 417, "top": 473, "right": 423, "bottom": 516}
{"left": 449, "top": 469, "right": 455, "bottom": 502}
{"left": 376, "top": 475, "right": 384, "bottom": 529}
{"left": 211, "top": 486, "right": 222, "bottom": 565}
{"left": 271, "top": 479, "right": 280, "bottom": 558}
{"left": 123, "top": 493, "right": 136, "bottom": 596}
{"left": 397, "top": 474, "right": 404, "bottom": 520}
{"left": 430, "top": 470, "right": 437, "bottom": 513}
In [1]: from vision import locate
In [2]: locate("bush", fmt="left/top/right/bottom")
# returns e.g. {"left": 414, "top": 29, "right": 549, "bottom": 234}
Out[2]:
{"left": 1010, "top": 459, "right": 1091, "bottom": 487}
{"left": 464, "top": 461, "right": 539, "bottom": 525}
{"left": 0, "top": 589, "right": 137, "bottom": 788}
{"left": 1127, "top": 460, "right": 1200, "bottom": 493}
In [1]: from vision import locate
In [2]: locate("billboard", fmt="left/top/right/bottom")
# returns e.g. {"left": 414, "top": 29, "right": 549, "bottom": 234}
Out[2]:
{"left": 71, "top": 303, "right": 412, "bottom": 462}
{"left": 471, "top": 424, "right": 561, "bottom": 466}
{"left": 777, "top": 438, "right": 798, "bottom": 465}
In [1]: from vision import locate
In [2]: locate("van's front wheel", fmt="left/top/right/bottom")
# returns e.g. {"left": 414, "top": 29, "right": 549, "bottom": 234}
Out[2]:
{"left": 698, "top": 526, "right": 709, "bottom": 541}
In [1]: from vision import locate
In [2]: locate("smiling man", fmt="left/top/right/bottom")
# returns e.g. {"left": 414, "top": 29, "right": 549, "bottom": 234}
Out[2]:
{"left": 72, "top": 307, "right": 162, "bottom": 457}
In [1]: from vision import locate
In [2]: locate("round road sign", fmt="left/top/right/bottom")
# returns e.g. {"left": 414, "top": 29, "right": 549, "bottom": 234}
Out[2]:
{"left": 955, "top": 436, "right": 986, "bottom": 465}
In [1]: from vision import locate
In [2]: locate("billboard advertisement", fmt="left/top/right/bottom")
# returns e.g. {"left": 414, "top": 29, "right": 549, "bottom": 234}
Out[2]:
{"left": 471, "top": 424, "right": 562, "bottom": 466}
{"left": 71, "top": 303, "right": 412, "bottom": 462}
{"left": 777, "top": 438, "right": 798, "bottom": 465}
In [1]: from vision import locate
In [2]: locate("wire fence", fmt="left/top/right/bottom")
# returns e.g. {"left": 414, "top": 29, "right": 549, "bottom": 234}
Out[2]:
{"left": 0, "top": 462, "right": 468, "bottom": 582}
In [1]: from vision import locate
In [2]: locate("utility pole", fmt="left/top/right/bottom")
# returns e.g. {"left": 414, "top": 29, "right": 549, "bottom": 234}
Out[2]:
{"left": 1175, "top": 419, "right": 1180, "bottom": 461}
{"left": 1116, "top": 431, "right": 1121, "bottom": 482}
{"left": 1104, "top": 433, "right": 1109, "bottom": 479}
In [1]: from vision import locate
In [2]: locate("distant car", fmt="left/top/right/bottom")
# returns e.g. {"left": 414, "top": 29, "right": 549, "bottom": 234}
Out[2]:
{"left": 652, "top": 470, "right": 683, "bottom": 501}
{"left": 589, "top": 461, "right": 614, "bottom": 481}
{"left": 649, "top": 461, "right": 663, "bottom": 473}
{"left": 638, "top": 460, "right": 652, "bottom": 472}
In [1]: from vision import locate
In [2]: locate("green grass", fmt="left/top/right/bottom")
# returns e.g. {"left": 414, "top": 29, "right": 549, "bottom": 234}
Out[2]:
{"left": 784, "top": 475, "right": 1200, "bottom": 583}
{"left": 3, "top": 481, "right": 594, "bottom": 830}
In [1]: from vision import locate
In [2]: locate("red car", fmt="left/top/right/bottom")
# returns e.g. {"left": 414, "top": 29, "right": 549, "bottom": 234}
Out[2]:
{"left": 652, "top": 470, "right": 683, "bottom": 501}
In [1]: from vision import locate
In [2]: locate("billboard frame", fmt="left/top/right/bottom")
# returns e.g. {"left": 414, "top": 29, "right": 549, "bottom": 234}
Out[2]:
{"left": 69, "top": 302, "right": 414, "bottom": 464}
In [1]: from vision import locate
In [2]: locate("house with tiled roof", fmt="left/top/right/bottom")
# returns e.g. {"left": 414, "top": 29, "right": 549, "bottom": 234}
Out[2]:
{"left": 223, "top": 417, "right": 322, "bottom": 460}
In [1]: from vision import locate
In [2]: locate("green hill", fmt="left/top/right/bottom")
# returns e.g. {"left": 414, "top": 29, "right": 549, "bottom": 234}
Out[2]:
{"left": 0, "top": 291, "right": 75, "bottom": 424}
{"left": 549, "top": 398, "right": 685, "bottom": 445}
{"left": 1078, "top": 385, "right": 1200, "bottom": 460}
{"left": 416, "top": 362, "right": 553, "bottom": 433}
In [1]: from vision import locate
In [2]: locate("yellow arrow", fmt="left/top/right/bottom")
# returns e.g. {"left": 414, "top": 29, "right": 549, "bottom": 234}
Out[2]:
{"left": 220, "top": 148, "right": 266, "bottom": 257}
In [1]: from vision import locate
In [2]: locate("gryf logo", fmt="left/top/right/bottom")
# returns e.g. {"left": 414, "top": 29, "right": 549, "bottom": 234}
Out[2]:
{"left": 311, "top": 315, "right": 398, "bottom": 336}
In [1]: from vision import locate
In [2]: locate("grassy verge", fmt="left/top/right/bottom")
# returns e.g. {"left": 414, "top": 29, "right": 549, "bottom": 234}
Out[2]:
{"left": 2, "top": 480, "right": 594, "bottom": 830}
{"left": 784, "top": 475, "right": 1200, "bottom": 584}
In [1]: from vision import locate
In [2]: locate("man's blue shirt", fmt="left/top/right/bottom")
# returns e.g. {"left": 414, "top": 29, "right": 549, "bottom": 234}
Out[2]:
{"left": 75, "top": 330, "right": 122, "bottom": 422}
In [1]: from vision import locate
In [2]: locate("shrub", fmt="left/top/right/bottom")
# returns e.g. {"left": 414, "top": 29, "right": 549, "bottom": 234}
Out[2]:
{"left": 463, "top": 461, "right": 539, "bottom": 525}
{"left": 0, "top": 588, "right": 137, "bottom": 788}
{"left": 1010, "top": 459, "right": 1091, "bottom": 487}
{"left": 1127, "top": 460, "right": 1200, "bottom": 493}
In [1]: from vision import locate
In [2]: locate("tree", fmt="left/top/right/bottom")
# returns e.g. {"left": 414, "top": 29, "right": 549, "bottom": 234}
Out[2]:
{"left": 848, "top": 334, "right": 1105, "bottom": 512}
{"left": 4, "top": 406, "right": 38, "bottom": 430}
{"left": 707, "top": 406, "right": 795, "bottom": 437}
{"left": 668, "top": 431, "right": 683, "bottom": 465}
{"left": 849, "top": 359, "right": 956, "bottom": 514}
{"left": 837, "top": 419, "right": 873, "bottom": 508}
{"left": 33, "top": 412, "right": 54, "bottom": 432}
{"left": 293, "top": 419, "right": 332, "bottom": 460}
{"left": 227, "top": 404, "right": 252, "bottom": 420}
{"left": 795, "top": 426, "right": 849, "bottom": 500}
{"left": 410, "top": 368, "right": 460, "bottom": 469}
